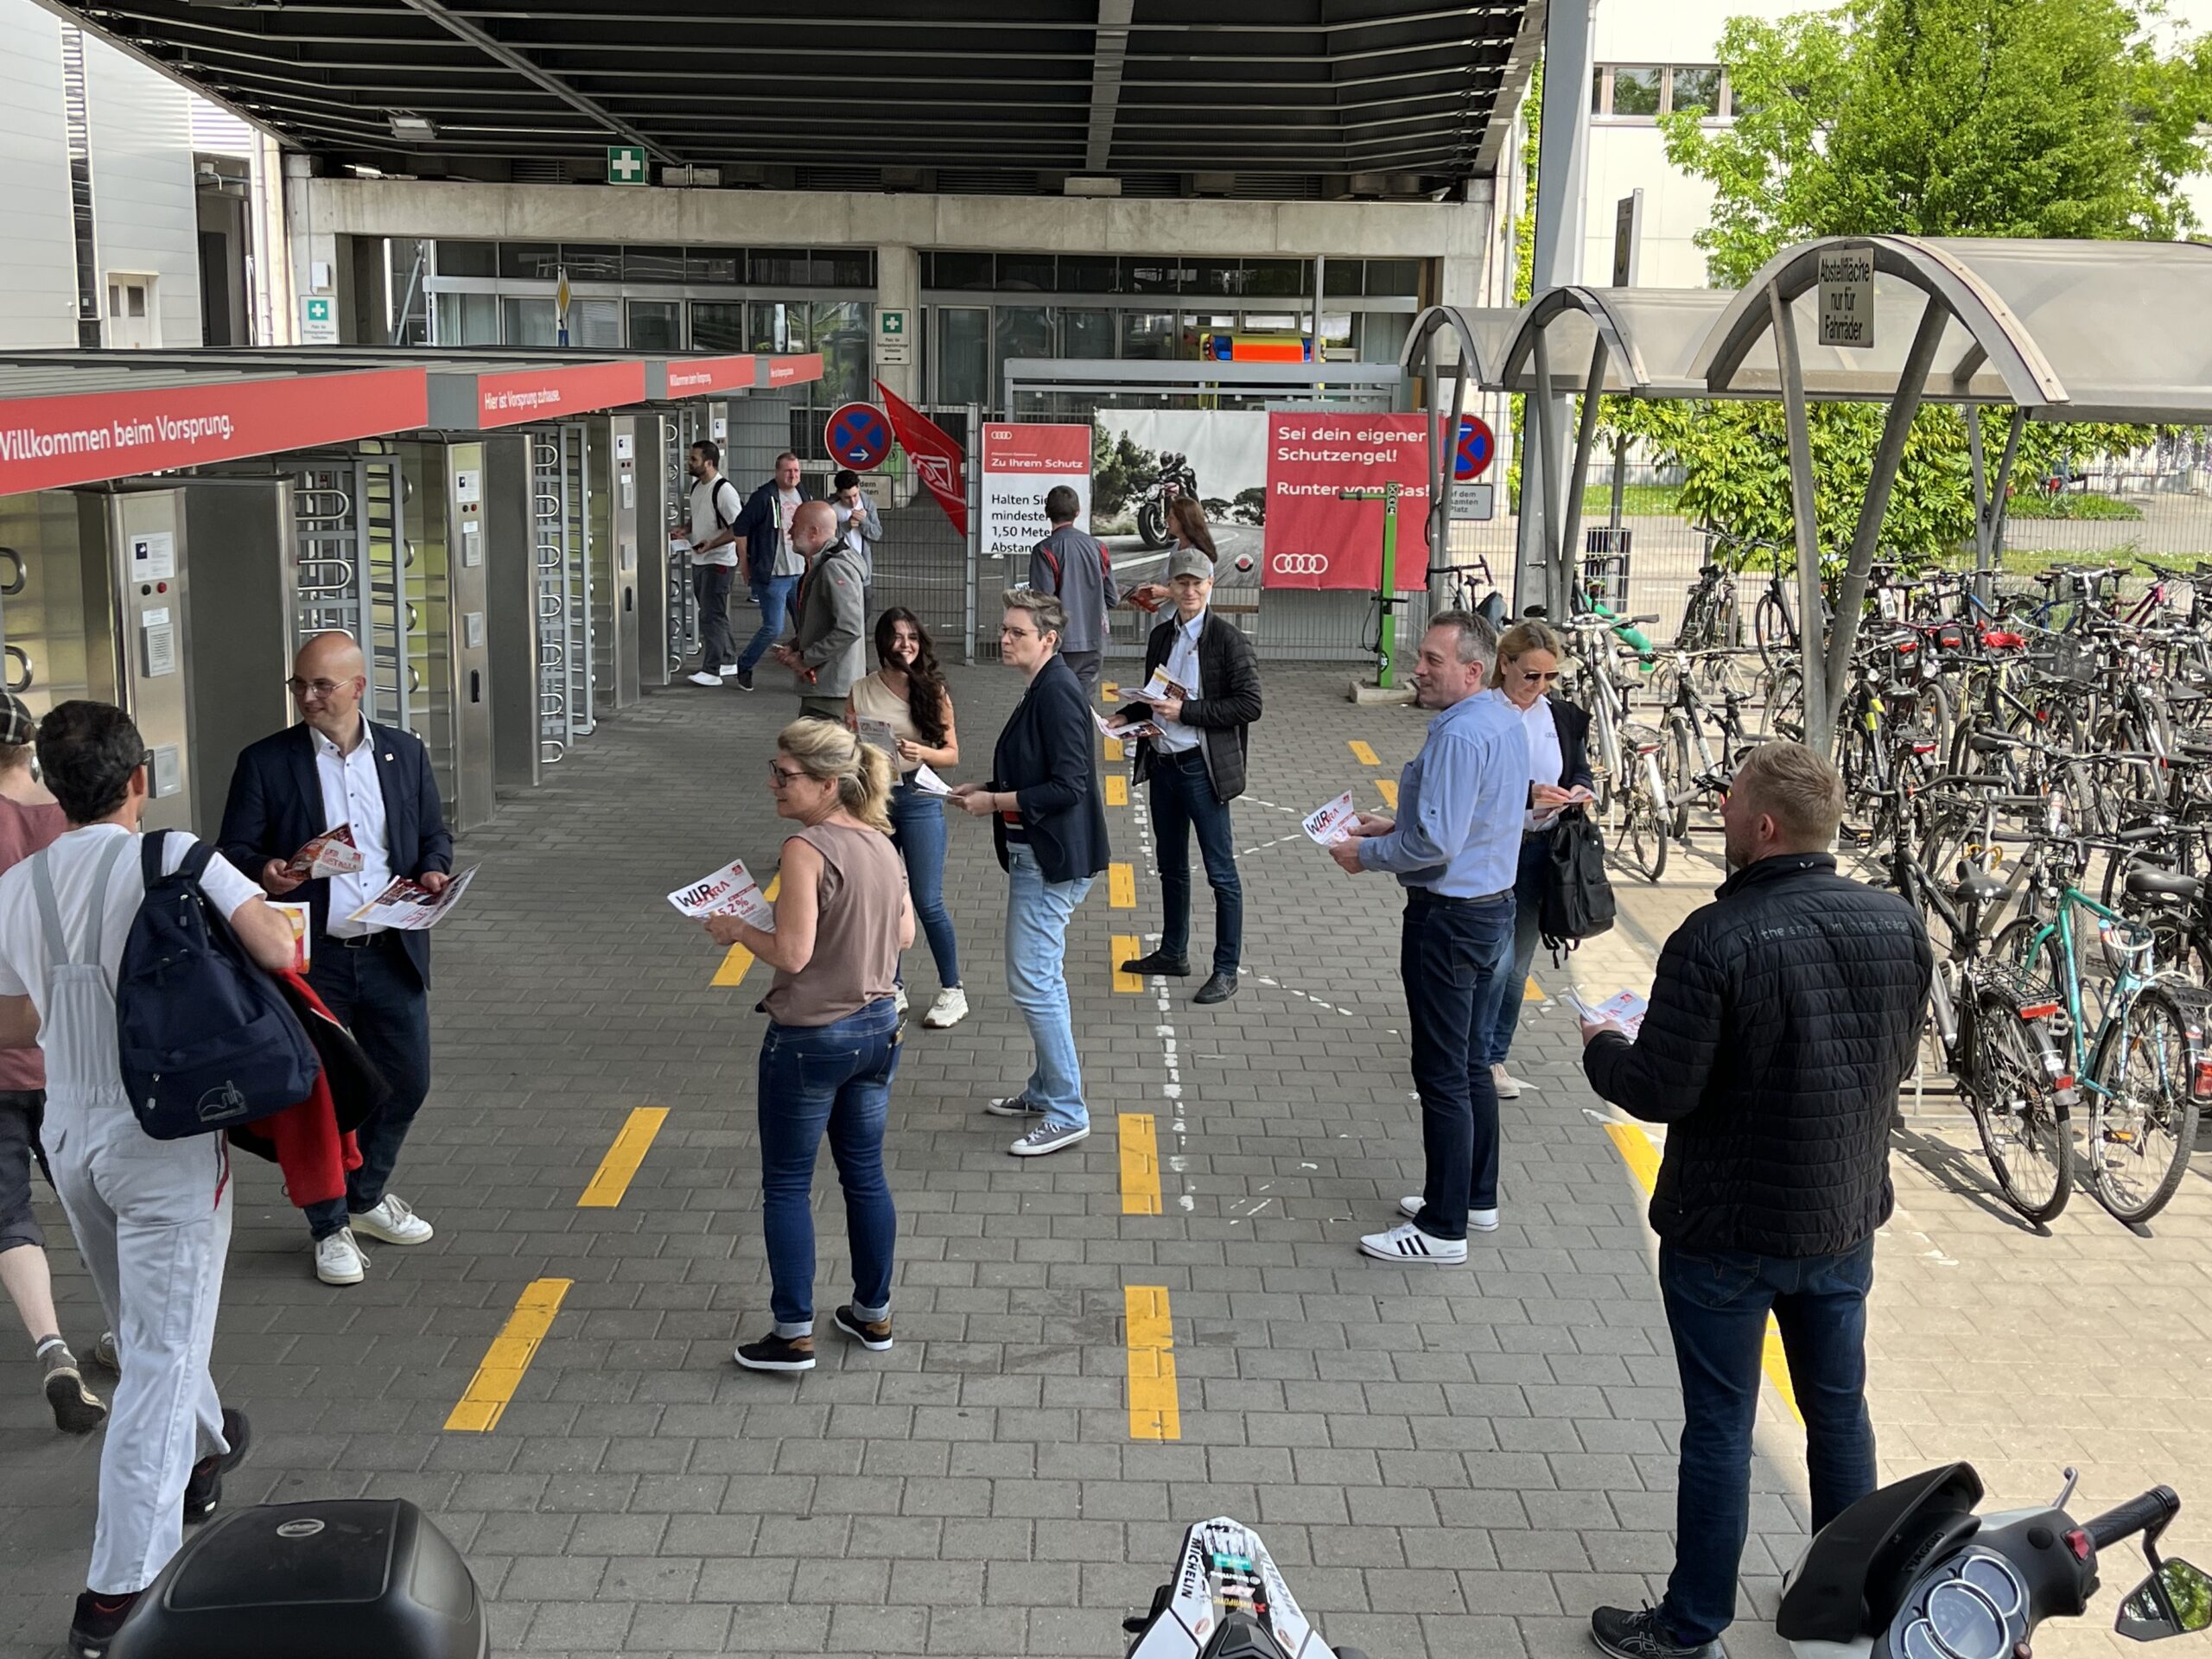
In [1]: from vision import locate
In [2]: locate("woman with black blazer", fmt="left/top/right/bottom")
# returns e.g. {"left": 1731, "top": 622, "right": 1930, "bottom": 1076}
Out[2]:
{"left": 1484, "top": 620, "right": 1595, "bottom": 1098}
{"left": 950, "top": 589, "right": 1109, "bottom": 1158}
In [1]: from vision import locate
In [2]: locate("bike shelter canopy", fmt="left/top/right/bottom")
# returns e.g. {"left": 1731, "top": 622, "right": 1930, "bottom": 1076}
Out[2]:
{"left": 1393, "top": 305, "right": 1521, "bottom": 601}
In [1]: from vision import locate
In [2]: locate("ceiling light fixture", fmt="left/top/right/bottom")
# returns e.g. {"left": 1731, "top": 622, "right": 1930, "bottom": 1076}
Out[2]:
{"left": 387, "top": 112, "right": 437, "bottom": 142}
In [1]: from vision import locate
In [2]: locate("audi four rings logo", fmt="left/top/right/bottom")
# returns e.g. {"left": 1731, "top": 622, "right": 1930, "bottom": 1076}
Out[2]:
{"left": 1271, "top": 554, "right": 1331, "bottom": 575}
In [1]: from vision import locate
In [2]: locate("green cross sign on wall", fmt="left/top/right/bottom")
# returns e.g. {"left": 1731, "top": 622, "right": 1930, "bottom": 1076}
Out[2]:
{"left": 607, "top": 145, "right": 647, "bottom": 185}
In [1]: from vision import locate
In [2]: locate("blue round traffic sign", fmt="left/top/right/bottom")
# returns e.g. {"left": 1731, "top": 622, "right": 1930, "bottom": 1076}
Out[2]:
{"left": 825, "top": 402, "right": 893, "bottom": 470}
{"left": 1454, "top": 416, "right": 1495, "bottom": 480}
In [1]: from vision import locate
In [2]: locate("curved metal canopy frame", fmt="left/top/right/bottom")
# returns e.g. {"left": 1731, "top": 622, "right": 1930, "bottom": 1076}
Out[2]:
{"left": 1400, "top": 303, "right": 1518, "bottom": 613}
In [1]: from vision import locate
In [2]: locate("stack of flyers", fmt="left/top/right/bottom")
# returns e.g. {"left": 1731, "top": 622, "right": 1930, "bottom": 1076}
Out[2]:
{"left": 910, "top": 764, "right": 953, "bottom": 798}
{"left": 346, "top": 867, "right": 478, "bottom": 931}
{"left": 1563, "top": 988, "right": 1649, "bottom": 1038}
{"left": 1301, "top": 791, "right": 1360, "bottom": 846}
{"left": 1136, "top": 668, "right": 1186, "bottom": 705}
{"left": 1092, "top": 706, "right": 1162, "bottom": 743}
{"left": 284, "top": 824, "right": 366, "bottom": 880}
{"left": 855, "top": 715, "right": 901, "bottom": 755}
{"left": 668, "top": 858, "right": 777, "bottom": 931}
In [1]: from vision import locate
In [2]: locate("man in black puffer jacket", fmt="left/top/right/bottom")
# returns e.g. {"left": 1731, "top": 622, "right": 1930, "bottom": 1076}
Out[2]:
{"left": 1579, "top": 741, "right": 1931, "bottom": 1659}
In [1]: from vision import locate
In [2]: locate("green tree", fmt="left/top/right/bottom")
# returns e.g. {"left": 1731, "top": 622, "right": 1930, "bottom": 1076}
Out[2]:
{"left": 1609, "top": 0, "right": 2212, "bottom": 563}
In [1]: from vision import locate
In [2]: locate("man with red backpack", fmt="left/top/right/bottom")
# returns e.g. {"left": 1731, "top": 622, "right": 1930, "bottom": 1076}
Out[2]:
{"left": 1028, "top": 485, "right": 1118, "bottom": 702}
{"left": 0, "top": 701, "right": 298, "bottom": 1657}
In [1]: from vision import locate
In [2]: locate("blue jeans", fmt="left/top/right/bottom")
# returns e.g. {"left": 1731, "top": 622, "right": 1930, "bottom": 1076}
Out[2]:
{"left": 735, "top": 573, "right": 798, "bottom": 673}
{"left": 889, "top": 782, "right": 960, "bottom": 991}
{"left": 1401, "top": 892, "right": 1515, "bottom": 1239}
{"left": 1484, "top": 836, "right": 1548, "bottom": 1066}
{"left": 302, "top": 938, "right": 431, "bottom": 1241}
{"left": 1656, "top": 1237, "right": 1879, "bottom": 1644}
{"left": 1147, "top": 748, "right": 1242, "bottom": 975}
{"left": 756, "top": 1000, "right": 901, "bottom": 1338}
{"left": 1005, "top": 842, "right": 1093, "bottom": 1129}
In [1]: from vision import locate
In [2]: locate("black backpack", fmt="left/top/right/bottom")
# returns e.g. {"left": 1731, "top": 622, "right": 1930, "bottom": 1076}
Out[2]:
{"left": 1537, "top": 807, "right": 1617, "bottom": 963}
{"left": 114, "top": 831, "right": 321, "bottom": 1139}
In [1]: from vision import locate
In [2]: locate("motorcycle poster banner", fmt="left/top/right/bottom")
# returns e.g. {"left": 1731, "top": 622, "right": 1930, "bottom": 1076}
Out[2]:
{"left": 980, "top": 423, "right": 1091, "bottom": 563}
{"left": 1260, "top": 413, "right": 1432, "bottom": 592}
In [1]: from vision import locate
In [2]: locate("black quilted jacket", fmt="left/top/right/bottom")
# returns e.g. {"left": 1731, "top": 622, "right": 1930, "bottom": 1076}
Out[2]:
{"left": 1583, "top": 853, "right": 1932, "bottom": 1257}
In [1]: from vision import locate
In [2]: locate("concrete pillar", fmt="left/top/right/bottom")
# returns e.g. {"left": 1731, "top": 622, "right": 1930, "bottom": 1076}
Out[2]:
{"left": 875, "top": 243, "right": 920, "bottom": 407}
{"left": 282, "top": 153, "right": 342, "bottom": 348}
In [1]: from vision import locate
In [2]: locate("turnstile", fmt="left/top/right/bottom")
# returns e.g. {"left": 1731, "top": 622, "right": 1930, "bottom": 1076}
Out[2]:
{"left": 636, "top": 401, "right": 726, "bottom": 688}
{"left": 530, "top": 424, "right": 596, "bottom": 766}
{"left": 592, "top": 417, "right": 641, "bottom": 712}
{"left": 0, "top": 488, "right": 196, "bottom": 831}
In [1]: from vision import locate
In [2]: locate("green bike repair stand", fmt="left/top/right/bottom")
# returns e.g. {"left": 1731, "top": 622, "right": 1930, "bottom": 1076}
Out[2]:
{"left": 1337, "top": 480, "right": 1402, "bottom": 690}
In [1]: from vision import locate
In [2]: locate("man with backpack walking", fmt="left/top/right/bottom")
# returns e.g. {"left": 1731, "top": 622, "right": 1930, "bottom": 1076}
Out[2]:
{"left": 728, "top": 450, "right": 815, "bottom": 692}
{"left": 0, "top": 701, "right": 298, "bottom": 1657}
{"left": 219, "top": 630, "right": 454, "bottom": 1287}
{"left": 673, "top": 438, "right": 747, "bottom": 688}
{"left": 1028, "top": 485, "right": 1117, "bottom": 702}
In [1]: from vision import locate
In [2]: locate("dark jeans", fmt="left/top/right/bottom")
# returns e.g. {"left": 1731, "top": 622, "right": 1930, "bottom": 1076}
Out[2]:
{"left": 691, "top": 562, "right": 736, "bottom": 673}
{"left": 757, "top": 999, "right": 901, "bottom": 1337}
{"left": 1148, "top": 748, "right": 1242, "bottom": 975}
{"left": 302, "top": 937, "right": 432, "bottom": 1241}
{"left": 1485, "top": 835, "right": 1548, "bottom": 1066}
{"left": 1656, "top": 1237, "right": 1879, "bottom": 1645}
{"left": 736, "top": 573, "right": 798, "bottom": 673}
{"left": 1402, "top": 892, "right": 1515, "bottom": 1239}
{"left": 889, "top": 782, "right": 960, "bottom": 990}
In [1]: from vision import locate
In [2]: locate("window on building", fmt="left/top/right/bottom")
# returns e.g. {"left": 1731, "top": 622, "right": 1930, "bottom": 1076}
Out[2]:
{"left": 499, "top": 242, "right": 561, "bottom": 281}
{"left": 570, "top": 298, "right": 622, "bottom": 347}
{"left": 938, "top": 307, "right": 988, "bottom": 405}
{"left": 1671, "top": 65, "right": 1722, "bottom": 116}
{"left": 1610, "top": 66, "right": 1663, "bottom": 117}
{"left": 816, "top": 248, "right": 875, "bottom": 287}
{"left": 1325, "top": 260, "right": 1363, "bottom": 297}
{"left": 997, "top": 253, "right": 1056, "bottom": 292}
{"left": 993, "top": 305, "right": 1055, "bottom": 397}
{"left": 1119, "top": 311, "right": 1176, "bottom": 359}
{"left": 434, "top": 291, "right": 500, "bottom": 346}
{"left": 690, "top": 302, "right": 745, "bottom": 351}
{"left": 1242, "top": 259, "right": 1308, "bottom": 298}
{"left": 749, "top": 249, "right": 812, "bottom": 287}
{"left": 1321, "top": 312, "right": 1356, "bottom": 359}
{"left": 435, "top": 240, "right": 498, "bottom": 278}
{"left": 810, "top": 300, "right": 871, "bottom": 404}
{"left": 560, "top": 244, "right": 622, "bottom": 282}
{"left": 501, "top": 297, "right": 557, "bottom": 346}
{"left": 1059, "top": 255, "right": 1119, "bottom": 294}
{"left": 628, "top": 300, "right": 683, "bottom": 350}
{"left": 689, "top": 248, "right": 742, "bottom": 284}
{"left": 927, "top": 251, "right": 995, "bottom": 289}
{"left": 748, "top": 301, "right": 804, "bottom": 353}
{"left": 1062, "top": 308, "right": 1114, "bottom": 358}
{"left": 623, "top": 246, "right": 687, "bottom": 283}
{"left": 1123, "top": 258, "right": 1191, "bottom": 296}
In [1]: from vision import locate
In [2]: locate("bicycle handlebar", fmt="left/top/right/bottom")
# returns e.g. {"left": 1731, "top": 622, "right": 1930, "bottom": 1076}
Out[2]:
{"left": 2085, "top": 1487, "right": 2181, "bottom": 1550}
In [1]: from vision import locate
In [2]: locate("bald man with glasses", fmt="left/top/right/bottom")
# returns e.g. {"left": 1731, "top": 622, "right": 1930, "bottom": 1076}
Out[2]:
{"left": 218, "top": 631, "right": 453, "bottom": 1287}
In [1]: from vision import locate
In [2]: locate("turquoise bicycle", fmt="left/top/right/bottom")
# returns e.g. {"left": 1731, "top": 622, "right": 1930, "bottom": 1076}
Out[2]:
{"left": 1994, "top": 831, "right": 2207, "bottom": 1226}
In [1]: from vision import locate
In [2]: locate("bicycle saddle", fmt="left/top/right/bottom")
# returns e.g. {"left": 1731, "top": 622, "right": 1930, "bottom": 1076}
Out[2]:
{"left": 2126, "top": 868, "right": 2202, "bottom": 904}
{"left": 1952, "top": 868, "right": 2006, "bottom": 906}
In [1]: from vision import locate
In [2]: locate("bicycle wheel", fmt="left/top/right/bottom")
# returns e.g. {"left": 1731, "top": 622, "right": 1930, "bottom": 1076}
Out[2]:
{"left": 1618, "top": 745, "right": 1669, "bottom": 883}
{"left": 1991, "top": 916, "right": 2076, "bottom": 1056}
{"left": 1664, "top": 716, "right": 1694, "bottom": 840}
{"left": 1764, "top": 666, "right": 1805, "bottom": 742}
{"left": 1961, "top": 983, "right": 2074, "bottom": 1223}
{"left": 2083, "top": 983, "right": 2202, "bottom": 1225}
{"left": 1753, "top": 589, "right": 1792, "bottom": 682}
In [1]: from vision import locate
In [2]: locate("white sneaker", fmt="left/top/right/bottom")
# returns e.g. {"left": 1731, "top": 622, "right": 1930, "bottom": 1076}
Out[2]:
{"left": 1357, "top": 1221, "right": 1468, "bottom": 1263}
{"left": 687, "top": 671, "right": 723, "bottom": 687}
{"left": 350, "top": 1194, "right": 434, "bottom": 1245}
{"left": 923, "top": 987, "right": 969, "bottom": 1029}
{"left": 719, "top": 664, "right": 742, "bottom": 676}
{"left": 315, "top": 1229, "right": 368, "bottom": 1286}
{"left": 894, "top": 984, "right": 910, "bottom": 1016}
{"left": 1397, "top": 1197, "right": 1501, "bottom": 1232}
{"left": 1491, "top": 1064, "right": 1526, "bottom": 1099}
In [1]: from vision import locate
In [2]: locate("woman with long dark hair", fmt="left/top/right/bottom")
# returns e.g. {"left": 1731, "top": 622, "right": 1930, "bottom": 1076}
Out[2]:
{"left": 1134, "top": 497, "right": 1218, "bottom": 611}
{"left": 847, "top": 608, "right": 966, "bottom": 1028}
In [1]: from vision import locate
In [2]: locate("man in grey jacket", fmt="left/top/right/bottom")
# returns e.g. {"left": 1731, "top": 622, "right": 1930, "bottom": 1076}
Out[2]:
{"left": 774, "top": 501, "right": 868, "bottom": 721}
{"left": 1028, "top": 485, "right": 1117, "bottom": 701}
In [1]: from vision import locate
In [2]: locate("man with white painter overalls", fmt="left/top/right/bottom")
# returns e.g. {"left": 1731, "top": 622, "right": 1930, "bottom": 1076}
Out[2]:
{"left": 0, "top": 702, "right": 298, "bottom": 1659}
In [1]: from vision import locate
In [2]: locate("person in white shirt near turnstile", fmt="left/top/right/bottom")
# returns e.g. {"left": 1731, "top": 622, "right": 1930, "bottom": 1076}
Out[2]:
{"left": 0, "top": 700, "right": 297, "bottom": 1659}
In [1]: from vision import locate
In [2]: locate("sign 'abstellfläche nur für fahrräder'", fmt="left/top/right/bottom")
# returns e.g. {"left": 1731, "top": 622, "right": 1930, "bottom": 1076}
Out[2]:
{"left": 1817, "top": 243, "right": 1876, "bottom": 350}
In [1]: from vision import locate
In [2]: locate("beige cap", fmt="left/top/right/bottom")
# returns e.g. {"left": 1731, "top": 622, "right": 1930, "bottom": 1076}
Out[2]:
{"left": 1166, "top": 548, "right": 1213, "bottom": 582}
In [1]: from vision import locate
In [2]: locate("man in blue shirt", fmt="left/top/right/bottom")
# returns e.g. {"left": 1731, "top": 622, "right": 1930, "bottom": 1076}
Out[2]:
{"left": 1331, "top": 610, "right": 1528, "bottom": 1262}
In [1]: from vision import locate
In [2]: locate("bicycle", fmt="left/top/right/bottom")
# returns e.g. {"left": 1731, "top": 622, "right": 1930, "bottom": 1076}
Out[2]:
{"left": 1557, "top": 614, "right": 1671, "bottom": 883}
{"left": 1650, "top": 647, "right": 1765, "bottom": 842}
{"left": 1993, "top": 831, "right": 2209, "bottom": 1226}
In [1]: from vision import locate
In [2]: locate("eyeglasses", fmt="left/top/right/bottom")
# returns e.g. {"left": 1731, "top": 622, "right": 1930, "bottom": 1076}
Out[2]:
{"left": 999, "top": 625, "right": 1034, "bottom": 639}
{"left": 284, "top": 677, "right": 347, "bottom": 700}
{"left": 768, "top": 762, "right": 808, "bottom": 786}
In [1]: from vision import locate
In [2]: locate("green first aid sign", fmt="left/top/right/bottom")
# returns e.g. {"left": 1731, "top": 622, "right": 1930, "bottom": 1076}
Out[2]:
{"left": 878, "top": 309, "right": 907, "bottom": 339}
{"left": 607, "top": 145, "right": 647, "bottom": 185}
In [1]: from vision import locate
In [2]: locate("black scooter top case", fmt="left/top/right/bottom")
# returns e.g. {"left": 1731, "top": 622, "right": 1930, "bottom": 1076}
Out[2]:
{"left": 110, "top": 1498, "right": 486, "bottom": 1659}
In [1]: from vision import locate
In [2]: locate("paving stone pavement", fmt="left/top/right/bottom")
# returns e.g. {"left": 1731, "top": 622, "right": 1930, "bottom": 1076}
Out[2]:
{"left": 0, "top": 659, "right": 2205, "bottom": 1659}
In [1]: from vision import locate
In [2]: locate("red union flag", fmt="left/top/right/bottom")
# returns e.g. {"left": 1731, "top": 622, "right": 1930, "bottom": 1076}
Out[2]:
{"left": 877, "top": 381, "right": 967, "bottom": 537}
{"left": 1262, "top": 412, "right": 1431, "bottom": 591}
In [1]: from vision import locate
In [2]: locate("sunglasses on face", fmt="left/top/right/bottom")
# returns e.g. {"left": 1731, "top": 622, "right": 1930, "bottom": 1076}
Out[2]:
{"left": 1514, "top": 669, "right": 1560, "bottom": 684}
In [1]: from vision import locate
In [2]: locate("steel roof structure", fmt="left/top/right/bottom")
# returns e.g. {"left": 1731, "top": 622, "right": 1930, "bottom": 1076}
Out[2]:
{"left": 43, "top": 0, "right": 1537, "bottom": 199}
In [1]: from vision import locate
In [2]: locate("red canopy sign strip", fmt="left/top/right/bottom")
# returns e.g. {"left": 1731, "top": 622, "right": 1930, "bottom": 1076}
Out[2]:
{"left": 661, "top": 355, "right": 756, "bottom": 397}
{"left": 471, "top": 361, "right": 649, "bottom": 429}
{"left": 0, "top": 368, "right": 430, "bottom": 497}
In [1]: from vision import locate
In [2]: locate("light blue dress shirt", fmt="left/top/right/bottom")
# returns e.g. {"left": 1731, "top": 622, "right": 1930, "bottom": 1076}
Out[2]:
{"left": 1357, "top": 690, "right": 1529, "bottom": 898}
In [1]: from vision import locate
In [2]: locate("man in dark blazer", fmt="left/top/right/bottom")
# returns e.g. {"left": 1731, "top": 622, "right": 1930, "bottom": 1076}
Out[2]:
{"left": 1113, "top": 549, "right": 1263, "bottom": 1004}
{"left": 219, "top": 630, "right": 453, "bottom": 1287}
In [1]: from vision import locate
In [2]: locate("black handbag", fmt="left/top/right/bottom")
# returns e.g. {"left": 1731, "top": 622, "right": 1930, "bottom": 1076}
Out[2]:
{"left": 1537, "top": 806, "right": 1616, "bottom": 961}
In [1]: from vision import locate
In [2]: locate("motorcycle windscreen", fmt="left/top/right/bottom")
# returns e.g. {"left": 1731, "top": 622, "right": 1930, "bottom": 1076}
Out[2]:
{"left": 1777, "top": 1464, "right": 1987, "bottom": 1644}
{"left": 1126, "top": 1518, "right": 1327, "bottom": 1659}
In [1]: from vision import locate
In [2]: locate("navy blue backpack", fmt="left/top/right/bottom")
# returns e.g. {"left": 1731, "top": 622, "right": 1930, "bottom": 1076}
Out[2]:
{"left": 116, "top": 830, "right": 321, "bottom": 1139}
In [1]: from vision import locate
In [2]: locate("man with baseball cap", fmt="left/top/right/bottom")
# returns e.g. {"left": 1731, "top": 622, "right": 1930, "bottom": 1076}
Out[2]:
{"left": 1113, "top": 548, "right": 1262, "bottom": 1005}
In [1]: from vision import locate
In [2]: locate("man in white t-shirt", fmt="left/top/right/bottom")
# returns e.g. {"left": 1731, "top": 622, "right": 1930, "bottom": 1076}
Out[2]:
{"left": 728, "top": 450, "right": 812, "bottom": 691}
{"left": 0, "top": 701, "right": 296, "bottom": 1657}
{"left": 672, "top": 439, "right": 746, "bottom": 688}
